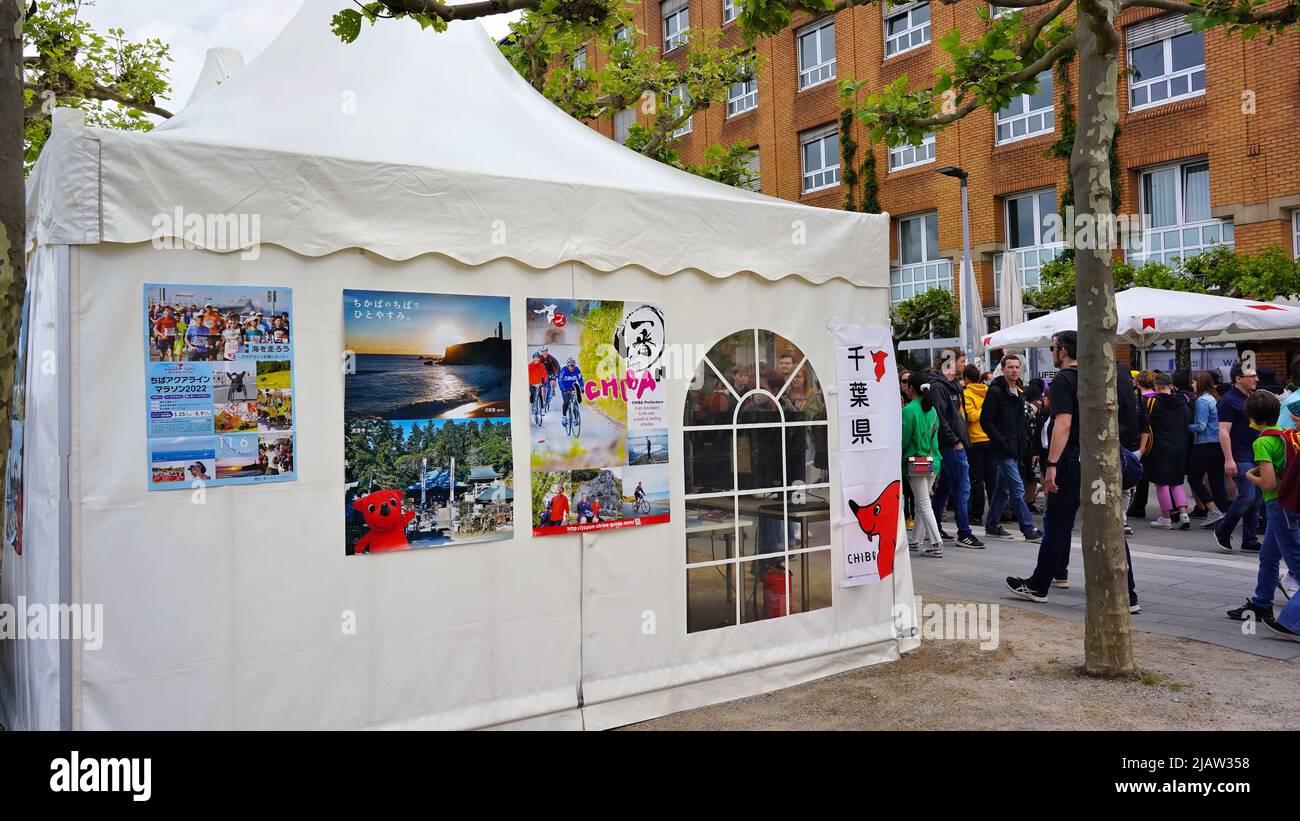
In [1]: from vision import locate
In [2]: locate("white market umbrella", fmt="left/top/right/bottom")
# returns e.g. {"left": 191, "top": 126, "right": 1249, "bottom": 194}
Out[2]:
{"left": 984, "top": 287, "right": 1300, "bottom": 350}
{"left": 959, "top": 256, "right": 986, "bottom": 367}
{"left": 998, "top": 251, "right": 1024, "bottom": 335}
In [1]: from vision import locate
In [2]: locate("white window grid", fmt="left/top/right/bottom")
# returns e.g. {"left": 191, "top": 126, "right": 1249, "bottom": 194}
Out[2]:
{"left": 993, "top": 246, "right": 1065, "bottom": 302}
{"left": 797, "top": 19, "right": 836, "bottom": 89}
{"left": 663, "top": 4, "right": 690, "bottom": 52}
{"left": 995, "top": 71, "right": 1054, "bottom": 144}
{"left": 888, "top": 132, "right": 935, "bottom": 171}
{"left": 1129, "top": 160, "right": 1233, "bottom": 265}
{"left": 669, "top": 86, "right": 693, "bottom": 137}
{"left": 683, "top": 330, "right": 832, "bottom": 631}
{"left": 885, "top": 1, "right": 931, "bottom": 57}
{"left": 890, "top": 259, "right": 952, "bottom": 305}
{"left": 728, "top": 77, "right": 757, "bottom": 116}
{"left": 1128, "top": 28, "right": 1205, "bottom": 111}
{"left": 723, "top": 0, "right": 737, "bottom": 24}
{"left": 800, "top": 126, "right": 840, "bottom": 193}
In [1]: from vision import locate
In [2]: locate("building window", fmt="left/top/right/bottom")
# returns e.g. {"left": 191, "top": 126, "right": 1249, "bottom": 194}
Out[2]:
{"left": 668, "top": 85, "right": 692, "bottom": 137}
{"left": 683, "top": 329, "right": 832, "bottom": 633}
{"left": 723, "top": 0, "right": 737, "bottom": 24}
{"left": 888, "top": 132, "right": 935, "bottom": 171}
{"left": 797, "top": 19, "right": 836, "bottom": 89}
{"left": 614, "top": 25, "right": 633, "bottom": 48}
{"left": 743, "top": 150, "right": 761, "bottom": 192}
{"left": 1131, "top": 160, "right": 1233, "bottom": 265}
{"left": 990, "top": 4, "right": 1015, "bottom": 18}
{"left": 614, "top": 107, "right": 635, "bottom": 144}
{"left": 995, "top": 188, "right": 1064, "bottom": 302}
{"left": 1294, "top": 211, "right": 1300, "bottom": 260}
{"left": 572, "top": 47, "right": 587, "bottom": 70}
{"left": 891, "top": 212, "right": 950, "bottom": 304}
{"left": 800, "top": 125, "right": 840, "bottom": 193}
{"left": 663, "top": 0, "right": 690, "bottom": 52}
{"left": 727, "top": 73, "right": 757, "bottom": 116}
{"left": 995, "top": 70, "right": 1054, "bottom": 144}
{"left": 1127, "top": 16, "right": 1205, "bottom": 111}
{"left": 885, "top": 1, "right": 930, "bottom": 57}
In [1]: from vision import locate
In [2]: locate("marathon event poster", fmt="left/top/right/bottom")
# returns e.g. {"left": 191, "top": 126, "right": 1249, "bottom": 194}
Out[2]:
{"left": 144, "top": 284, "right": 297, "bottom": 491}
{"left": 343, "top": 290, "right": 514, "bottom": 556}
{"left": 527, "top": 298, "right": 670, "bottom": 537}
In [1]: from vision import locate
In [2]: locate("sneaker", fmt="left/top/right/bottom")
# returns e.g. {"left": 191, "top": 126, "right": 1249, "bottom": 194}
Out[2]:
{"left": 1023, "top": 527, "right": 1044, "bottom": 541}
{"left": 1006, "top": 576, "right": 1047, "bottom": 603}
{"left": 921, "top": 545, "right": 944, "bottom": 558}
{"left": 1200, "top": 509, "right": 1225, "bottom": 528}
{"left": 1189, "top": 507, "right": 1208, "bottom": 519}
{"left": 1177, "top": 513, "right": 1191, "bottom": 531}
{"left": 1261, "top": 614, "right": 1300, "bottom": 642}
{"left": 1242, "top": 541, "right": 1262, "bottom": 553}
{"left": 1280, "top": 571, "right": 1298, "bottom": 600}
{"left": 1051, "top": 578, "right": 1070, "bottom": 589}
{"left": 984, "top": 524, "right": 1014, "bottom": 540}
{"left": 957, "top": 534, "right": 985, "bottom": 549}
{"left": 1227, "top": 600, "right": 1271, "bottom": 621}
{"left": 1123, "top": 524, "right": 1134, "bottom": 536}
{"left": 1215, "top": 530, "right": 1234, "bottom": 553}
{"left": 909, "top": 541, "right": 919, "bottom": 552}
{"left": 937, "top": 527, "right": 954, "bottom": 542}
{"left": 1149, "top": 517, "right": 1173, "bottom": 529}
{"left": 1130, "top": 603, "right": 1142, "bottom": 614}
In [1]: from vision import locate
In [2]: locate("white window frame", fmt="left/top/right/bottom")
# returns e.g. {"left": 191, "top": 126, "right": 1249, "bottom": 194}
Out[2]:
{"left": 891, "top": 212, "right": 950, "bottom": 304}
{"left": 668, "top": 85, "right": 693, "bottom": 138}
{"left": 885, "top": 1, "right": 931, "bottom": 58}
{"left": 614, "top": 25, "right": 633, "bottom": 48}
{"left": 727, "top": 74, "right": 757, "bottom": 116}
{"left": 723, "top": 0, "right": 737, "bottom": 24}
{"left": 1130, "top": 159, "right": 1233, "bottom": 265}
{"left": 683, "top": 329, "right": 832, "bottom": 633}
{"left": 663, "top": 0, "right": 690, "bottom": 52}
{"left": 990, "top": 4, "right": 1015, "bottom": 18}
{"left": 572, "top": 47, "right": 587, "bottom": 71}
{"left": 995, "top": 70, "right": 1054, "bottom": 145}
{"left": 1294, "top": 211, "right": 1300, "bottom": 260}
{"left": 796, "top": 19, "right": 836, "bottom": 90}
{"left": 995, "top": 188, "right": 1064, "bottom": 302}
{"left": 888, "top": 132, "right": 935, "bottom": 172}
{"left": 1126, "top": 16, "right": 1205, "bottom": 112}
{"left": 800, "top": 125, "right": 840, "bottom": 193}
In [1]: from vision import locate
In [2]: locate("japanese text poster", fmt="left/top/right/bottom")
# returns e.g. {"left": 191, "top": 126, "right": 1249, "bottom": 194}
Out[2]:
{"left": 527, "top": 298, "right": 670, "bottom": 536}
{"left": 144, "top": 284, "right": 296, "bottom": 490}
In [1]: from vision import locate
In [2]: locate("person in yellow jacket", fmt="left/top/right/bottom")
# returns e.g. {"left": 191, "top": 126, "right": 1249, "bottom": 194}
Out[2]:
{"left": 963, "top": 364, "right": 996, "bottom": 523}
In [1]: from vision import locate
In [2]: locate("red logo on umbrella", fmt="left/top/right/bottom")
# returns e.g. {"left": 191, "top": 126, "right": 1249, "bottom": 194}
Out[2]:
{"left": 1247, "top": 304, "right": 1285, "bottom": 311}
{"left": 1141, "top": 317, "right": 1156, "bottom": 330}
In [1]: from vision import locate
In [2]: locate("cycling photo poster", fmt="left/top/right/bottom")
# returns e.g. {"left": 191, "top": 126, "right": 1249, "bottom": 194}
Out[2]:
{"left": 143, "top": 284, "right": 297, "bottom": 490}
{"left": 527, "top": 298, "right": 671, "bottom": 537}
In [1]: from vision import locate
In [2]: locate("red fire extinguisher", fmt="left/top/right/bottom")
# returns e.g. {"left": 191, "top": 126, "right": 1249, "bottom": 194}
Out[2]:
{"left": 762, "top": 564, "right": 792, "bottom": 619}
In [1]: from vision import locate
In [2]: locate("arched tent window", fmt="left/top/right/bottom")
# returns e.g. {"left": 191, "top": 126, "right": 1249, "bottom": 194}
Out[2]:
{"left": 683, "top": 329, "right": 832, "bottom": 633}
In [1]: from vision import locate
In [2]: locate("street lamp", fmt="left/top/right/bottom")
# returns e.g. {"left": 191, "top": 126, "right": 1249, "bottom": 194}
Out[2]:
{"left": 936, "top": 165, "right": 983, "bottom": 368}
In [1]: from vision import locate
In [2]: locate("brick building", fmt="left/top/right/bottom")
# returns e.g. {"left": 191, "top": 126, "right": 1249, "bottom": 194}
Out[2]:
{"left": 581, "top": 1, "right": 1300, "bottom": 374}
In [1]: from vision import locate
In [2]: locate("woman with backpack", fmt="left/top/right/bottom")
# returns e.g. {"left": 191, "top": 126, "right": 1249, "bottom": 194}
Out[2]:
{"left": 1140, "top": 372, "right": 1193, "bottom": 529}
{"left": 902, "top": 371, "right": 943, "bottom": 558}
{"left": 1187, "top": 370, "right": 1229, "bottom": 527}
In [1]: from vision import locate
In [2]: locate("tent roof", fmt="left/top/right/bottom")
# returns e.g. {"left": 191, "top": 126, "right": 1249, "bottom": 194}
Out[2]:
{"left": 26, "top": 0, "right": 888, "bottom": 288}
{"left": 985, "top": 287, "right": 1300, "bottom": 349}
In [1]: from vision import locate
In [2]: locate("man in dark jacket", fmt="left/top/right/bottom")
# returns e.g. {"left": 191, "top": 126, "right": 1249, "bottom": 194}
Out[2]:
{"left": 980, "top": 355, "right": 1043, "bottom": 541}
{"left": 926, "top": 349, "right": 983, "bottom": 548}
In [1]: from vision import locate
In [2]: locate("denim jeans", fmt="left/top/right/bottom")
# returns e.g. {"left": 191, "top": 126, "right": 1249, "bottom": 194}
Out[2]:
{"left": 1217, "top": 460, "right": 1260, "bottom": 545}
{"left": 931, "top": 445, "right": 971, "bottom": 537}
{"left": 986, "top": 457, "right": 1036, "bottom": 535}
{"left": 1251, "top": 502, "right": 1300, "bottom": 634}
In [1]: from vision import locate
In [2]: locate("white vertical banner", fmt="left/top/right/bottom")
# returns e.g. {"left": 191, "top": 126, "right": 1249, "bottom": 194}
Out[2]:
{"left": 832, "top": 324, "right": 903, "bottom": 587}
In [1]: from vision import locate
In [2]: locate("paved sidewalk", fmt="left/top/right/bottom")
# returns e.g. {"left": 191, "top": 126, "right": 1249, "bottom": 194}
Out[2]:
{"left": 911, "top": 508, "right": 1300, "bottom": 663}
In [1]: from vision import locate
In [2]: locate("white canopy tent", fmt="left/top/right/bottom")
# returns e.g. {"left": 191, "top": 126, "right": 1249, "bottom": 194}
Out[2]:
{"left": 984, "top": 287, "right": 1300, "bottom": 356}
{"left": 4, "top": 0, "right": 909, "bottom": 731}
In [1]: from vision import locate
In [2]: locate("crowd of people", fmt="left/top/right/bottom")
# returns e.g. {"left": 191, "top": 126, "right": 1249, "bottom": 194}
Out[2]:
{"left": 899, "top": 333, "right": 1299, "bottom": 642}
{"left": 148, "top": 301, "right": 291, "bottom": 362}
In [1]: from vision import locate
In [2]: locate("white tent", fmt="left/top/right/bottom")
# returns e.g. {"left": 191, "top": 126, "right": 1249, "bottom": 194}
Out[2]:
{"left": 984, "top": 287, "right": 1300, "bottom": 350}
{"left": 4, "top": 0, "right": 911, "bottom": 730}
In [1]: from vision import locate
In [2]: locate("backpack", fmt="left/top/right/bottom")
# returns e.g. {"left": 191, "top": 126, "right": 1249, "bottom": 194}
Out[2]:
{"left": 1138, "top": 396, "right": 1157, "bottom": 457}
{"left": 1120, "top": 446, "right": 1144, "bottom": 491}
{"left": 1257, "top": 428, "right": 1300, "bottom": 515}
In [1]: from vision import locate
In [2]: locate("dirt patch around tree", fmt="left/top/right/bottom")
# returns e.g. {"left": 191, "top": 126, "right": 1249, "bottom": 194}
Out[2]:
{"left": 623, "top": 599, "right": 1300, "bottom": 730}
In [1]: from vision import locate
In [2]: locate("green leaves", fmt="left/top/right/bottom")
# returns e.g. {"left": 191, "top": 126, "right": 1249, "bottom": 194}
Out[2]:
{"left": 892, "top": 288, "right": 959, "bottom": 341}
{"left": 331, "top": 9, "right": 364, "bottom": 43}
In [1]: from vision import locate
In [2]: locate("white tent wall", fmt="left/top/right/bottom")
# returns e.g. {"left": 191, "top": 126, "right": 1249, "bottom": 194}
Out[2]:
{"left": 58, "top": 241, "right": 912, "bottom": 730}
{"left": 0, "top": 246, "right": 70, "bottom": 731}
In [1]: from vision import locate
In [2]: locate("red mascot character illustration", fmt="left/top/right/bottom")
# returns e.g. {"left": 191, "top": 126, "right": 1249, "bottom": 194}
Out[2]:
{"left": 848, "top": 480, "right": 902, "bottom": 580}
{"left": 352, "top": 489, "right": 415, "bottom": 554}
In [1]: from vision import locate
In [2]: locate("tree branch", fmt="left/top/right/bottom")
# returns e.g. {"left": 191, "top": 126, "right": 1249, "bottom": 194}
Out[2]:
{"left": 89, "top": 81, "right": 173, "bottom": 119}
{"left": 1123, "top": 0, "right": 1300, "bottom": 26}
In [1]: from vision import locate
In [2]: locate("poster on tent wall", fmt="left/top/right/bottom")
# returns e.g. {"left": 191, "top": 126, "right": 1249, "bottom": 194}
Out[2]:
{"left": 343, "top": 290, "right": 514, "bottom": 556}
{"left": 4, "top": 288, "right": 31, "bottom": 554}
{"left": 833, "top": 324, "right": 903, "bottom": 587}
{"left": 527, "top": 298, "right": 670, "bottom": 536}
{"left": 143, "top": 284, "right": 297, "bottom": 491}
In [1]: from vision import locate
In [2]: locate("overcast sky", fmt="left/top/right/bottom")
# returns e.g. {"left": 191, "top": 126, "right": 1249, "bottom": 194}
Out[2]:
{"left": 79, "top": 1, "right": 518, "bottom": 111}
